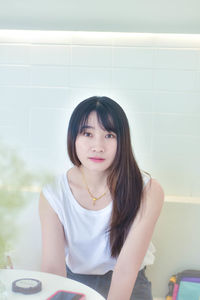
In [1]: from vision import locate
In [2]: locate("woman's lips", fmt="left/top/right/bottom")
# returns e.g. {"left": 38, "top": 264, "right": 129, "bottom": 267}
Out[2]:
{"left": 88, "top": 157, "right": 105, "bottom": 163}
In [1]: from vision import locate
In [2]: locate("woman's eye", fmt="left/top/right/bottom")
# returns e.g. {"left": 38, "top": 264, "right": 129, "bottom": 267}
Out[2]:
{"left": 83, "top": 132, "right": 92, "bottom": 137}
{"left": 106, "top": 133, "right": 115, "bottom": 138}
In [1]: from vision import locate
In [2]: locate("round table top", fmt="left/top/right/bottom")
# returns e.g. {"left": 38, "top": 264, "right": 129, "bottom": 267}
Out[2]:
{"left": 0, "top": 269, "right": 105, "bottom": 300}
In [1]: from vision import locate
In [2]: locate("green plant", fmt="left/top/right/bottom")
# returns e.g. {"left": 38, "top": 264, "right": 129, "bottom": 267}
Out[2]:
{"left": 0, "top": 142, "right": 53, "bottom": 268}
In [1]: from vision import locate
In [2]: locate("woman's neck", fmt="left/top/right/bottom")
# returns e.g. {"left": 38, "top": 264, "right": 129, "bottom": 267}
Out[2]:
{"left": 78, "top": 165, "right": 108, "bottom": 194}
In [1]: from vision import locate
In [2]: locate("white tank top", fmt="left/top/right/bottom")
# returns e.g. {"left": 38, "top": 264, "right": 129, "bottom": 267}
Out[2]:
{"left": 42, "top": 170, "right": 156, "bottom": 275}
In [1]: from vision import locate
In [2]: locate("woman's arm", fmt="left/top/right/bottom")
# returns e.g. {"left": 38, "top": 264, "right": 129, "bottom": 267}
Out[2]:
{"left": 39, "top": 192, "right": 67, "bottom": 277}
{"left": 107, "top": 179, "right": 164, "bottom": 300}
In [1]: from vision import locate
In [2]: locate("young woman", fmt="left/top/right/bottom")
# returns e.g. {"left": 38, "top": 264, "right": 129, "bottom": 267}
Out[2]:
{"left": 39, "top": 96, "right": 164, "bottom": 300}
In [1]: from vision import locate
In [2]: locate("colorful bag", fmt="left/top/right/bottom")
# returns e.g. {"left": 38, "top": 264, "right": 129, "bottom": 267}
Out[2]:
{"left": 166, "top": 270, "right": 200, "bottom": 300}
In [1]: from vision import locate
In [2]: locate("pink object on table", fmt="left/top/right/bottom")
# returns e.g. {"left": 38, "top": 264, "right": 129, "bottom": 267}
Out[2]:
{"left": 172, "top": 283, "right": 179, "bottom": 300}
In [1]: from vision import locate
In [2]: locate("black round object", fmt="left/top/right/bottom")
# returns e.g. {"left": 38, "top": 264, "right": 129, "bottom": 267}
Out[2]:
{"left": 12, "top": 278, "right": 42, "bottom": 294}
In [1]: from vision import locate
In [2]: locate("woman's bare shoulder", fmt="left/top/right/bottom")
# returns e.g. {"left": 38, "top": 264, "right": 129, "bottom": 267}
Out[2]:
{"left": 141, "top": 178, "right": 164, "bottom": 216}
{"left": 67, "top": 166, "right": 80, "bottom": 184}
{"left": 145, "top": 178, "right": 164, "bottom": 200}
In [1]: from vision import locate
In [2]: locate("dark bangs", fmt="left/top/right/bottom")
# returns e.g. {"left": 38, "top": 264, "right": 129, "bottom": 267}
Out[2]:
{"left": 79, "top": 105, "right": 118, "bottom": 135}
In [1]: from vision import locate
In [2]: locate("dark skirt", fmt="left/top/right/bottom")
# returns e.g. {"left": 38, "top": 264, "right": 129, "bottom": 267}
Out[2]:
{"left": 66, "top": 265, "right": 153, "bottom": 300}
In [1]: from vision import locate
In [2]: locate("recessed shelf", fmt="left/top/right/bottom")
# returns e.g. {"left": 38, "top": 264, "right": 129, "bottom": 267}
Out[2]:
{"left": 165, "top": 196, "right": 200, "bottom": 204}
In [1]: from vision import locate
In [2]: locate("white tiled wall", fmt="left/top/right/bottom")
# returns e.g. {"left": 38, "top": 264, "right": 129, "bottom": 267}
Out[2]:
{"left": 0, "top": 30, "right": 200, "bottom": 197}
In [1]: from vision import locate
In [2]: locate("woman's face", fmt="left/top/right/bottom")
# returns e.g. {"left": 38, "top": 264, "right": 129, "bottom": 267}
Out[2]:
{"left": 75, "top": 111, "right": 117, "bottom": 172}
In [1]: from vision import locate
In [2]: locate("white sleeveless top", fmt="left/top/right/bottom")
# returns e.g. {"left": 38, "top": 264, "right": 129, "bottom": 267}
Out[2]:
{"left": 42, "top": 170, "right": 156, "bottom": 275}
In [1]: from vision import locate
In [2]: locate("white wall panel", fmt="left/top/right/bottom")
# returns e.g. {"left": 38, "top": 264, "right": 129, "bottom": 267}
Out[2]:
{"left": 111, "top": 68, "right": 153, "bottom": 89}
{"left": 30, "top": 66, "right": 69, "bottom": 87}
{"left": 71, "top": 46, "right": 112, "bottom": 67}
{"left": 113, "top": 47, "right": 154, "bottom": 68}
{"left": 30, "top": 45, "right": 70, "bottom": 65}
{"left": 154, "top": 69, "right": 196, "bottom": 91}
{"left": 0, "top": 45, "right": 30, "bottom": 64}
{"left": 0, "top": 66, "right": 30, "bottom": 85}
{"left": 70, "top": 67, "right": 111, "bottom": 88}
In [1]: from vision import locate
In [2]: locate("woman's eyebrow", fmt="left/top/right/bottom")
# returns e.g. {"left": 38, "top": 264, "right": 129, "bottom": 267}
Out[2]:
{"left": 80, "top": 125, "right": 115, "bottom": 132}
{"left": 80, "top": 125, "right": 95, "bottom": 131}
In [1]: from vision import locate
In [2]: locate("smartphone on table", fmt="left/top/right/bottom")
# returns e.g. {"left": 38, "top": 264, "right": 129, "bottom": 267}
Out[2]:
{"left": 46, "top": 290, "right": 86, "bottom": 300}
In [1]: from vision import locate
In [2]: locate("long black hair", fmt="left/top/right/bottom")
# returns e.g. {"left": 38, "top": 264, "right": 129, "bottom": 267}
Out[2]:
{"left": 67, "top": 96, "right": 146, "bottom": 257}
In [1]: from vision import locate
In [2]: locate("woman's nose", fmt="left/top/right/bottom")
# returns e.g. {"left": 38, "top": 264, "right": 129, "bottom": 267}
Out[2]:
{"left": 91, "top": 146, "right": 104, "bottom": 153}
{"left": 91, "top": 137, "right": 105, "bottom": 153}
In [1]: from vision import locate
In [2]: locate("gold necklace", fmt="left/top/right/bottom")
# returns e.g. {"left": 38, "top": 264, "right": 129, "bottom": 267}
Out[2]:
{"left": 80, "top": 168, "right": 107, "bottom": 206}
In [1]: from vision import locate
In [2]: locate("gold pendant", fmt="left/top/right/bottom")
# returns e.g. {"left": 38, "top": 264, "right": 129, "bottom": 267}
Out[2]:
{"left": 93, "top": 198, "right": 97, "bottom": 205}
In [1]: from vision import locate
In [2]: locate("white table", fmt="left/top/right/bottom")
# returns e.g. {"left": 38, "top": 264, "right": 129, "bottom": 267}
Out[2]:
{"left": 0, "top": 269, "right": 105, "bottom": 300}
